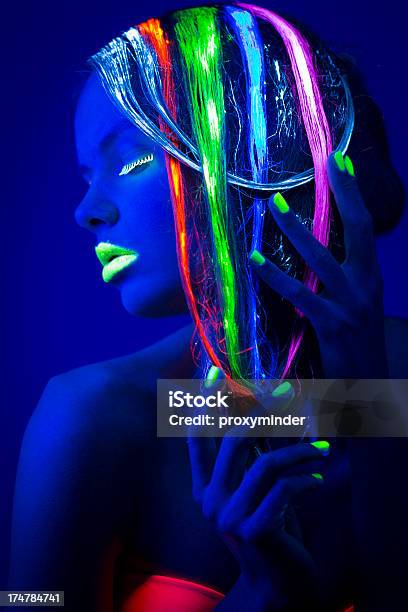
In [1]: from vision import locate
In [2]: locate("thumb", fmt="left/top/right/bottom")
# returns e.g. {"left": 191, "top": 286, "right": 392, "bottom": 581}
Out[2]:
{"left": 260, "top": 380, "right": 296, "bottom": 415}
{"left": 204, "top": 365, "right": 225, "bottom": 389}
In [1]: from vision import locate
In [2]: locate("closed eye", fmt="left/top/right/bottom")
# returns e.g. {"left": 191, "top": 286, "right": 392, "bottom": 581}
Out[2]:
{"left": 119, "top": 153, "right": 154, "bottom": 176}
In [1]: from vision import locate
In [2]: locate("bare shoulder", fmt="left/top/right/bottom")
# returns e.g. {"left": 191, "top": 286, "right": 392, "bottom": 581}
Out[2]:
{"left": 10, "top": 354, "right": 158, "bottom": 595}
{"left": 385, "top": 317, "right": 408, "bottom": 377}
{"left": 14, "top": 353, "right": 157, "bottom": 530}
{"left": 24, "top": 352, "right": 157, "bottom": 467}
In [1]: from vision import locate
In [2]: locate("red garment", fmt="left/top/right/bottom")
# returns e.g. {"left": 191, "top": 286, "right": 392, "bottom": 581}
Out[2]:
{"left": 121, "top": 575, "right": 224, "bottom": 611}
{"left": 121, "top": 575, "right": 354, "bottom": 611}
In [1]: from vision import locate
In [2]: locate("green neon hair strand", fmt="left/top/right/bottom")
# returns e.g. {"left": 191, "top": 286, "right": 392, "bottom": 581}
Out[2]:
{"left": 174, "top": 7, "right": 243, "bottom": 379}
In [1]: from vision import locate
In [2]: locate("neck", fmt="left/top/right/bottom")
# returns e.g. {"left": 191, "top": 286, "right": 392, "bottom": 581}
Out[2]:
{"left": 140, "top": 319, "right": 199, "bottom": 379}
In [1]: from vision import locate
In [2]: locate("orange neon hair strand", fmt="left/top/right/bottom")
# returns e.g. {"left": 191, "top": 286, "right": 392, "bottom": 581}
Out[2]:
{"left": 137, "top": 19, "right": 225, "bottom": 373}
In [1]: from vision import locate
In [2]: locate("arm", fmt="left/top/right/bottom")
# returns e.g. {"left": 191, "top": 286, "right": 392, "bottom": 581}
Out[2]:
{"left": 188, "top": 383, "right": 328, "bottom": 611}
{"left": 9, "top": 372, "right": 142, "bottom": 612}
{"left": 250, "top": 152, "right": 408, "bottom": 610}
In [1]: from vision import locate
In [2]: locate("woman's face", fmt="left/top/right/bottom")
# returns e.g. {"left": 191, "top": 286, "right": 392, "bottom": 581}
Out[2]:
{"left": 74, "top": 73, "right": 187, "bottom": 317}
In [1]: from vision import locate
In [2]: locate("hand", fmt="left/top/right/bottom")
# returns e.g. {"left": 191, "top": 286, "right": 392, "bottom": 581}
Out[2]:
{"left": 188, "top": 382, "right": 329, "bottom": 610}
{"left": 250, "top": 152, "right": 388, "bottom": 379}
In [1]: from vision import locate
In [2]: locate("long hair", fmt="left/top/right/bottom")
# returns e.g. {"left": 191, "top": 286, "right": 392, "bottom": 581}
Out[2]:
{"left": 89, "top": 3, "right": 354, "bottom": 382}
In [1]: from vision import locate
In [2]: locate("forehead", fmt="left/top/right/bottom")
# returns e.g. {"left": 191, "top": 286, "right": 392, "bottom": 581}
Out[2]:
{"left": 75, "top": 72, "right": 152, "bottom": 161}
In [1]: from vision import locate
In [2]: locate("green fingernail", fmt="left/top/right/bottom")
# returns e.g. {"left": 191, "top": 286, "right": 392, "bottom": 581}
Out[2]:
{"left": 273, "top": 192, "right": 290, "bottom": 214}
{"left": 272, "top": 381, "right": 293, "bottom": 398}
{"left": 249, "top": 249, "right": 265, "bottom": 266}
{"left": 334, "top": 150, "right": 345, "bottom": 172}
{"left": 204, "top": 365, "right": 220, "bottom": 388}
{"left": 311, "top": 440, "right": 330, "bottom": 455}
{"left": 344, "top": 155, "right": 355, "bottom": 177}
{"left": 311, "top": 473, "right": 324, "bottom": 481}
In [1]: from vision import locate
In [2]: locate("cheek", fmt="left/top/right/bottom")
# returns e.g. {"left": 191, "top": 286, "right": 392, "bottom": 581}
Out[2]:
{"left": 124, "top": 196, "right": 174, "bottom": 241}
{"left": 121, "top": 183, "right": 179, "bottom": 279}
{"left": 120, "top": 236, "right": 185, "bottom": 317}
{"left": 115, "top": 175, "right": 174, "bottom": 254}
{"left": 115, "top": 154, "right": 183, "bottom": 287}
{"left": 127, "top": 160, "right": 174, "bottom": 234}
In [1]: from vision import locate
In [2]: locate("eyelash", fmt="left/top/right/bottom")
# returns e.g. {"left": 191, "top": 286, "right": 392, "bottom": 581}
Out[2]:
{"left": 119, "top": 153, "right": 154, "bottom": 176}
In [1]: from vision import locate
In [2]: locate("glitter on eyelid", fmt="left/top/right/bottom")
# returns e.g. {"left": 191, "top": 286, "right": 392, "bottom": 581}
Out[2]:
{"left": 119, "top": 153, "right": 154, "bottom": 176}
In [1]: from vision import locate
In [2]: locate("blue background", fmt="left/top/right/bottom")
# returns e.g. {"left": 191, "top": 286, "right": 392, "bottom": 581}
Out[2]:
{"left": 2, "top": 0, "right": 407, "bottom": 586}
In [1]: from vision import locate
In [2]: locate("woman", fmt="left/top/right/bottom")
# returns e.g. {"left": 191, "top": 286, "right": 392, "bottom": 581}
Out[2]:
{"left": 9, "top": 3, "right": 408, "bottom": 611}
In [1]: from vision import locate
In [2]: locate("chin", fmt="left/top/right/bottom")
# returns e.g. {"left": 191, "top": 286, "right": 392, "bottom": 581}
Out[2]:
{"left": 119, "top": 278, "right": 188, "bottom": 318}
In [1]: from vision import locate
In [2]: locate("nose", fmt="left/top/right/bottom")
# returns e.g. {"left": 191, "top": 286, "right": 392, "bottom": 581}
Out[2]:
{"left": 74, "top": 190, "right": 119, "bottom": 232}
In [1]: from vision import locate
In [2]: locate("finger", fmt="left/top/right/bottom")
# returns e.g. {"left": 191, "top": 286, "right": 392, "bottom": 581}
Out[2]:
{"left": 187, "top": 435, "right": 217, "bottom": 503}
{"left": 226, "top": 441, "right": 329, "bottom": 520}
{"left": 267, "top": 192, "right": 349, "bottom": 297}
{"left": 204, "top": 364, "right": 223, "bottom": 389}
{"left": 207, "top": 397, "right": 270, "bottom": 495}
{"left": 285, "top": 503, "right": 303, "bottom": 540}
{"left": 209, "top": 432, "right": 255, "bottom": 496}
{"left": 249, "top": 250, "right": 327, "bottom": 321}
{"left": 327, "top": 151, "right": 376, "bottom": 272}
{"left": 187, "top": 366, "right": 223, "bottom": 502}
{"left": 198, "top": 366, "right": 261, "bottom": 499}
{"left": 242, "top": 473, "right": 323, "bottom": 541}
{"left": 258, "top": 380, "right": 296, "bottom": 416}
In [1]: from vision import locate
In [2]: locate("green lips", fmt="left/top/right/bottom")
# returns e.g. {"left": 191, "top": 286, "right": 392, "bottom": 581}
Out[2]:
{"left": 95, "top": 242, "right": 139, "bottom": 283}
